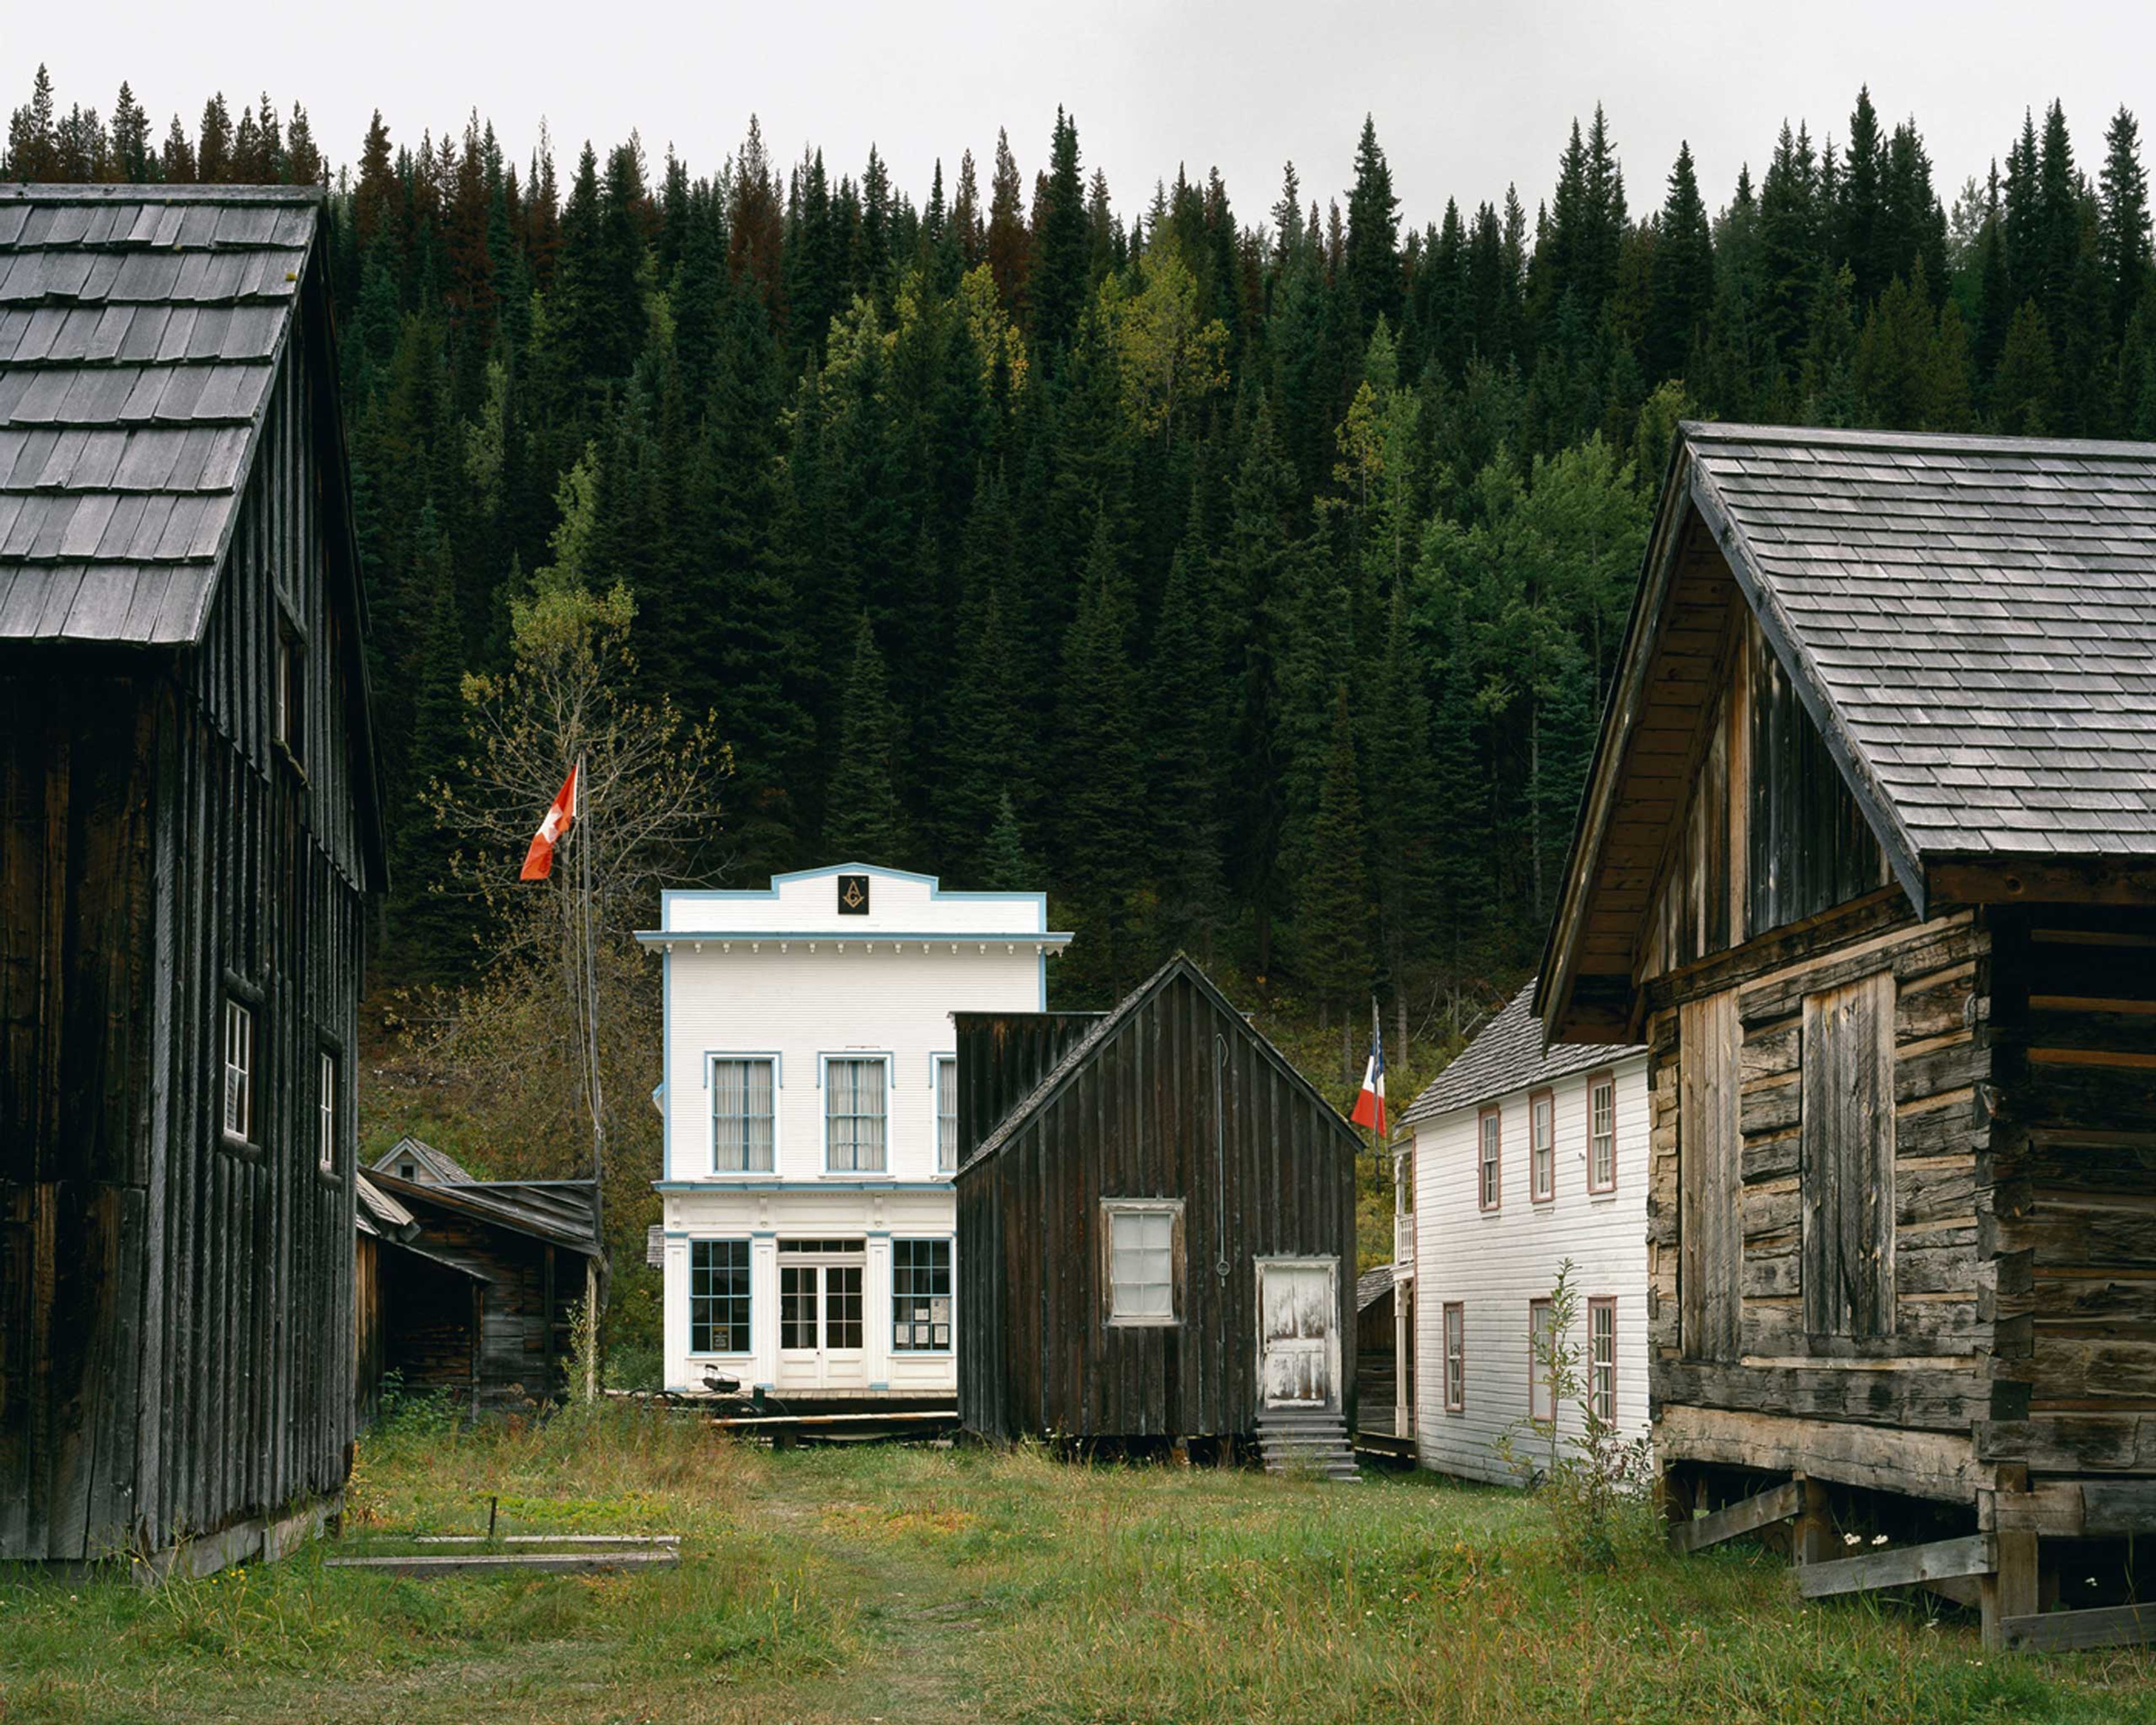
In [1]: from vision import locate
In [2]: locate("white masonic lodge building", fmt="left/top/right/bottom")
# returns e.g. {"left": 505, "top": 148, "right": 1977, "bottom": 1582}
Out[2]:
{"left": 642, "top": 864, "right": 1068, "bottom": 1397}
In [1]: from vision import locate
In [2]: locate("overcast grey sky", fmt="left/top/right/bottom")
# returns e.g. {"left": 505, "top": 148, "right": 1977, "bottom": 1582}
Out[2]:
{"left": 20, "top": 1, "right": 2156, "bottom": 231}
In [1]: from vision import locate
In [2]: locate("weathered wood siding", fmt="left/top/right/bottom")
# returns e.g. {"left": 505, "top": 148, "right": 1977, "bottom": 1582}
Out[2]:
{"left": 956, "top": 970, "right": 1359, "bottom": 1442}
{"left": 0, "top": 311, "right": 366, "bottom": 1560}
{"left": 1980, "top": 907, "right": 2156, "bottom": 1477}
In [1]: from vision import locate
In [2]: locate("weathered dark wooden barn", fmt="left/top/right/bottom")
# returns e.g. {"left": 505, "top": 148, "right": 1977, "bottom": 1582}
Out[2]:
{"left": 1538, "top": 422, "right": 2156, "bottom": 1649}
{"left": 955, "top": 957, "right": 1363, "bottom": 1473}
{"left": 0, "top": 185, "right": 384, "bottom": 1571}
{"left": 359, "top": 1139, "right": 603, "bottom": 1416}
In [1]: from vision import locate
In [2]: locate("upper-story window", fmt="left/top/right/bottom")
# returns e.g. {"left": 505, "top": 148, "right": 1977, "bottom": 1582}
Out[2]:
{"left": 935, "top": 1055, "right": 957, "bottom": 1173}
{"left": 712, "top": 1057, "right": 776, "bottom": 1173}
{"left": 222, "top": 997, "right": 255, "bottom": 1144}
{"left": 1529, "top": 1089, "right": 1555, "bottom": 1203}
{"left": 1588, "top": 1073, "right": 1617, "bottom": 1194}
{"left": 275, "top": 629, "right": 304, "bottom": 765}
{"left": 1477, "top": 1107, "right": 1501, "bottom": 1211}
{"left": 825, "top": 1057, "right": 888, "bottom": 1172}
{"left": 317, "top": 1049, "right": 338, "bottom": 1176}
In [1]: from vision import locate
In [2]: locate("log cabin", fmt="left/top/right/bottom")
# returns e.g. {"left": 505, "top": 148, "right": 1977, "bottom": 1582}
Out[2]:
{"left": 954, "top": 956, "right": 1364, "bottom": 1476}
{"left": 0, "top": 185, "right": 384, "bottom": 1572}
{"left": 358, "top": 1138, "right": 603, "bottom": 1417}
{"left": 1537, "top": 421, "right": 2156, "bottom": 1649}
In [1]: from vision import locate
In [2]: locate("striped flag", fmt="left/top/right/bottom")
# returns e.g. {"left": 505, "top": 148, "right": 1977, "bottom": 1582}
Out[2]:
{"left": 1349, "top": 1019, "right": 1386, "bottom": 1134}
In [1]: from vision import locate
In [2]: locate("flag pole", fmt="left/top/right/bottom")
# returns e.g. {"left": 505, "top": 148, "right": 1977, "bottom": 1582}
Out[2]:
{"left": 578, "top": 754, "right": 606, "bottom": 1398}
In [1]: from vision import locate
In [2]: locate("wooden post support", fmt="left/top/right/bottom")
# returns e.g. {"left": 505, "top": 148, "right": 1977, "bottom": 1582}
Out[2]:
{"left": 1669, "top": 1478, "right": 1801, "bottom": 1555}
{"left": 1790, "top": 1473, "right": 1833, "bottom": 1568}
{"left": 1983, "top": 1465, "right": 2039, "bottom": 1652}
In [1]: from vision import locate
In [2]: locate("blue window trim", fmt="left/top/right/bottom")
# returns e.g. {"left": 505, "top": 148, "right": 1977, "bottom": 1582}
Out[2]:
{"left": 890, "top": 1234, "right": 957, "bottom": 1356}
{"left": 704, "top": 1051, "right": 782, "bottom": 1178}
{"left": 931, "top": 1053, "right": 958, "bottom": 1174}
{"left": 687, "top": 1236, "right": 755, "bottom": 1357}
{"left": 819, "top": 1052, "right": 893, "bottom": 1174}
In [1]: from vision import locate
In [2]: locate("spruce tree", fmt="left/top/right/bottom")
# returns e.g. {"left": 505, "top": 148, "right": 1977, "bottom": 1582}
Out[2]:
{"left": 979, "top": 792, "right": 1034, "bottom": 892}
{"left": 1031, "top": 108, "right": 1089, "bottom": 362}
{"left": 824, "top": 615, "right": 911, "bottom": 865}
{"left": 2100, "top": 107, "right": 2153, "bottom": 339}
{"left": 1838, "top": 86, "right": 1884, "bottom": 300}
{"left": 1295, "top": 686, "right": 1371, "bottom": 1067}
{"left": 1344, "top": 115, "right": 1402, "bottom": 335}
{"left": 1992, "top": 301, "right": 2059, "bottom": 433}
{"left": 1647, "top": 142, "right": 1714, "bottom": 383}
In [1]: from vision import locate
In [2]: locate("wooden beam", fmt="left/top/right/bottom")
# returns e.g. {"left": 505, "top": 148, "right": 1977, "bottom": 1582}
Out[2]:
{"left": 1999, "top": 1602, "right": 2156, "bottom": 1653}
{"left": 1931, "top": 857, "right": 2156, "bottom": 910}
{"left": 325, "top": 1549, "right": 679, "bottom": 1578}
{"left": 1796, "top": 1533, "right": 1996, "bottom": 1600}
{"left": 1653, "top": 1404, "right": 1994, "bottom": 1503}
{"left": 1669, "top": 1478, "right": 1801, "bottom": 1554}
{"left": 1984, "top": 1482, "right": 2085, "bottom": 1536}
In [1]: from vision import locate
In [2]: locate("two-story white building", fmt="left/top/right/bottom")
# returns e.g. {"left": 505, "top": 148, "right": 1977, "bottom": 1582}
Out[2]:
{"left": 1398, "top": 981, "right": 1650, "bottom": 1484}
{"left": 640, "top": 863, "right": 1068, "bottom": 1398}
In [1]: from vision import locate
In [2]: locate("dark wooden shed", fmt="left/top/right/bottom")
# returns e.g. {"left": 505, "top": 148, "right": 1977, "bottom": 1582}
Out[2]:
{"left": 954, "top": 957, "right": 1362, "bottom": 1471}
{"left": 1538, "top": 422, "right": 2156, "bottom": 1650}
{"left": 359, "top": 1139, "right": 604, "bottom": 1416}
{"left": 0, "top": 186, "right": 384, "bottom": 1571}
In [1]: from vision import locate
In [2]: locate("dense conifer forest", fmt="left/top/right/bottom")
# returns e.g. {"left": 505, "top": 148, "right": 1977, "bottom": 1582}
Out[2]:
{"left": 11, "top": 69, "right": 2155, "bottom": 1051}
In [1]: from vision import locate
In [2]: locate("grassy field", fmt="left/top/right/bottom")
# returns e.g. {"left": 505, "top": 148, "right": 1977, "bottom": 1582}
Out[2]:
{"left": 4, "top": 1404, "right": 2155, "bottom": 1724}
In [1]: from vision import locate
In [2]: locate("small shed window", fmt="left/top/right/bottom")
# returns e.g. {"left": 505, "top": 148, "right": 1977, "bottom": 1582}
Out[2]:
{"left": 934, "top": 1055, "right": 957, "bottom": 1172}
{"left": 1529, "top": 1298, "right": 1557, "bottom": 1424}
{"left": 689, "top": 1239, "right": 752, "bottom": 1353}
{"left": 1529, "top": 1089, "right": 1555, "bottom": 1203}
{"left": 1442, "top": 1303, "right": 1465, "bottom": 1412}
{"left": 1588, "top": 1073, "right": 1617, "bottom": 1193}
{"left": 1103, "top": 1199, "right": 1182, "bottom": 1325}
{"left": 824, "top": 1057, "right": 887, "bottom": 1172}
{"left": 222, "top": 997, "right": 254, "bottom": 1143}
{"left": 712, "top": 1058, "right": 775, "bottom": 1172}
{"left": 892, "top": 1238, "right": 952, "bottom": 1351}
{"left": 1477, "top": 1107, "right": 1501, "bottom": 1211}
{"left": 1588, "top": 1297, "right": 1616, "bottom": 1424}
{"left": 317, "top": 1050, "right": 338, "bottom": 1175}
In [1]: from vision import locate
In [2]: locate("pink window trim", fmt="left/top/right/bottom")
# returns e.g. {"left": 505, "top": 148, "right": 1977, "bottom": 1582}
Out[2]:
{"left": 1477, "top": 1106, "right": 1502, "bottom": 1212}
{"left": 1443, "top": 1302, "right": 1465, "bottom": 1413}
{"left": 1528, "top": 1087, "right": 1556, "bottom": 1204}
{"left": 1529, "top": 1297, "right": 1555, "bottom": 1423}
{"left": 1586, "top": 1069, "right": 1619, "bottom": 1195}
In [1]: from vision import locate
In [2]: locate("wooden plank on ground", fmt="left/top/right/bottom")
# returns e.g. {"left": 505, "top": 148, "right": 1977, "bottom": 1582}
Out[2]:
{"left": 325, "top": 1549, "right": 680, "bottom": 1578}
{"left": 1670, "top": 1479, "right": 1801, "bottom": 1554}
{"left": 1796, "top": 1533, "right": 1995, "bottom": 1600}
{"left": 2000, "top": 1603, "right": 2156, "bottom": 1653}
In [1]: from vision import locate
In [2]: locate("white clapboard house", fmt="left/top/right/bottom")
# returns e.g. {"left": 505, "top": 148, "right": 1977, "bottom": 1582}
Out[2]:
{"left": 640, "top": 864, "right": 1068, "bottom": 1399}
{"left": 1399, "top": 982, "right": 1650, "bottom": 1483}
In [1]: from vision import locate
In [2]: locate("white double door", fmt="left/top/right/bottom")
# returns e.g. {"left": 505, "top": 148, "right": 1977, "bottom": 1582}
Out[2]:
{"left": 1258, "top": 1257, "right": 1340, "bottom": 1409}
{"left": 777, "top": 1242, "right": 865, "bottom": 1390}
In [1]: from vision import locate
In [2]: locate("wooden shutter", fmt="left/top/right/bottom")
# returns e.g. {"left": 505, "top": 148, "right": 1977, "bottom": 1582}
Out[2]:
{"left": 1801, "top": 972, "right": 1896, "bottom": 1338}
{"left": 1679, "top": 988, "right": 1742, "bottom": 1362}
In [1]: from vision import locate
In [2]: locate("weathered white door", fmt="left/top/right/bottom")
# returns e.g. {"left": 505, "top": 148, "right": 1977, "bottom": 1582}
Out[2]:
{"left": 1258, "top": 1258, "right": 1339, "bottom": 1408}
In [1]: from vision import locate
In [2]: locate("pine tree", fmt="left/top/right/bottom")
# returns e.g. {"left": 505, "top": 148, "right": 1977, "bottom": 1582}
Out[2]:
{"left": 4, "top": 65, "right": 58, "bottom": 181}
{"left": 1031, "top": 108, "right": 1089, "bottom": 360}
{"left": 1647, "top": 142, "right": 1714, "bottom": 382}
{"left": 2100, "top": 107, "right": 2153, "bottom": 339}
{"left": 1295, "top": 685, "right": 1371, "bottom": 1062}
{"left": 824, "top": 615, "right": 911, "bottom": 865}
{"left": 1992, "top": 300, "right": 2059, "bottom": 433}
{"left": 2036, "top": 101, "right": 2080, "bottom": 334}
{"left": 986, "top": 128, "right": 1029, "bottom": 319}
{"left": 196, "top": 92, "right": 232, "bottom": 183}
{"left": 1759, "top": 122, "right": 1823, "bottom": 369}
{"left": 979, "top": 792, "right": 1034, "bottom": 892}
{"left": 1344, "top": 115, "right": 1402, "bottom": 335}
{"left": 1838, "top": 86, "right": 1883, "bottom": 301}
{"left": 1145, "top": 534, "right": 1228, "bottom": 961}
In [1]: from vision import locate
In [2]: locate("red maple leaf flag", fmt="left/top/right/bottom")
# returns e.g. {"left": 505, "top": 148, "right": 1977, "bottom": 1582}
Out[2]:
{"left": 519, "top": 763, "right": 579, "bottom": 880}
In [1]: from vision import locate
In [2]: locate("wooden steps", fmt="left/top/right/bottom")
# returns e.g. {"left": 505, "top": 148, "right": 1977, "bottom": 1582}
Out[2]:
{"left": 1257, "top": 1409, "right": 1360, "bottom": 1481}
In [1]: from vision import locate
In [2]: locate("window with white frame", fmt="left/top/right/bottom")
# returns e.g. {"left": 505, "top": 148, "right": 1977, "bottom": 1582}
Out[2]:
{"left": 1443, "top": 1303, "right": 1465, "bottom": 1412}
{"left": 1530, "top": 1089, "right": 1554, "bottom": 1203}
{"left": 317, "top": 1049, "right": 338, "bottom": 1175}
{"left": 892, "top": 1238, "right": 952, "bottom": 1350}
{"left": 824, "top": 1057, "right": 887, "bottom": 1171}
{"left": 690, "top": 1239, "right": 752, "bottom": 1353}
{"left": 935, "top": 1055, "right": 957, "bottom": 1173}
{"left": 712, "top": 1058, "right": 776, "bottom": 1172}
{"left": 1104, "top": 1199, "right": 1181, "bottom": 1325}
{"left": 1588, "top": 1073, "right": 1617, "bottom": 1193}
{"left": 1529, "top": 1298, "right": 1557, "bottom": 1424}
{"left": 1477, "top": 1107, "right": 1501, "bottom": 1210}
{"left": 222, "top": 997, "right": 254, "bottom": 1143}
{"left": 1589, "top": 1298, "right": 1616, "bottom": 1423}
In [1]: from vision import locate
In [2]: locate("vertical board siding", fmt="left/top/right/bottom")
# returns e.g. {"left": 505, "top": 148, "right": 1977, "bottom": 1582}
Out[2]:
{"left": 1799, "top": 972, "right": 1896, "bottom": 1339}
{"left": 1679, "top": 989, "right": 1743, "bottom": 1363}
{"left": 0, "top": 315, "right": 367, "bottom": 1560}
{"left": 955, "top": 969, "right": 1358, "bottom": 1442}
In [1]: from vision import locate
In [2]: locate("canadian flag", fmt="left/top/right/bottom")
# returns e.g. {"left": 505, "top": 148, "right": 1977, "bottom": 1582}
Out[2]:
{"left": 1349, "top": 1021, "right": 1387, "bottom": 1135}
{"left": 519, "top": 763, "right": 579, "bottom": 880}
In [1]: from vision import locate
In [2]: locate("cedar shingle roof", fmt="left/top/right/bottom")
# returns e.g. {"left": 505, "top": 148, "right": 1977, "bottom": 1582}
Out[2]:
{"left": 0, "top": 185, "right": 318, "bottom": 644}
{"left": 1687, "top": 422, "right": 2156, "bottom": 861}
{"left": 1400, "top": 982, "right": 1641, "bottom": 1127}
